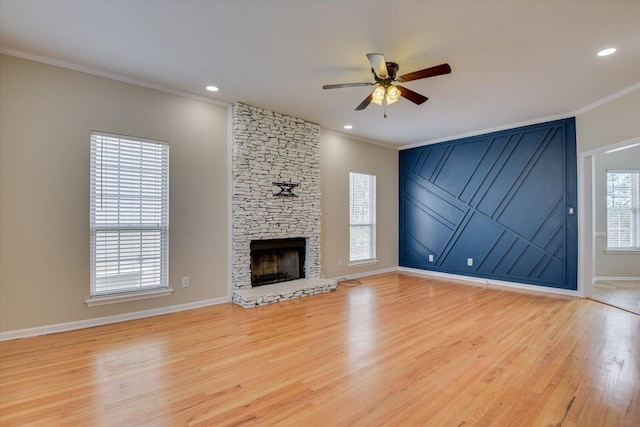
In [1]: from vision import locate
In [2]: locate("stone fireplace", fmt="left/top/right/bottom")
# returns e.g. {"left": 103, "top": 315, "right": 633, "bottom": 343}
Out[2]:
{"left": 231, "top": 103, "right": 335, "bottom": 307}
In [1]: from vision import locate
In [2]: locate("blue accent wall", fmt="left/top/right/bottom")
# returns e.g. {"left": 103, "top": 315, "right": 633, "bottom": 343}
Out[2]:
{"left": 399, "top": 118, "right": 577, "bottom": 290}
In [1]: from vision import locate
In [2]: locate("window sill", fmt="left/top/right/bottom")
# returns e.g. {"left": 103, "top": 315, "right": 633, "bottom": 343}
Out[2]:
{"left": 604, "top": 249, "right": 640, "bottom": 255}
{"left": 85, "top": 288, "right": 174, "bottom": 307}
{"left": 348, "top": 259, "right": 379, "bottom": 268}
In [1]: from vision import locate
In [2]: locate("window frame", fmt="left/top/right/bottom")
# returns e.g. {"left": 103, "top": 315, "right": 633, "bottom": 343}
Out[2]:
{"left": 87, "top": 131, "right": 171, "bottom": 305}
{"left": 606, "top": 169, "right": 640, "bottom": 251}
{"left": 349, "top": 171, "right": 377, "bottom": 265}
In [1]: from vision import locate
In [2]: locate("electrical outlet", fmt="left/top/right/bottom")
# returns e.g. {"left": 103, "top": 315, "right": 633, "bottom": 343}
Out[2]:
{"left": 181, "top": 276, "right": 190, "bottom": 288}
{"left": 338, "top": 258, "right": 343, "bottom": 266}
{"left": 428, "top": 254, "right": 434, "bottom": 262}
{"left": 467, "top": 258, "right": 473, "bottom": 267}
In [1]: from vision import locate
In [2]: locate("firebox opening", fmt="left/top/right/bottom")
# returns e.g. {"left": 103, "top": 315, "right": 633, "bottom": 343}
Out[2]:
{"left": 250, "top": 238, "right": 306, "bottom": 287}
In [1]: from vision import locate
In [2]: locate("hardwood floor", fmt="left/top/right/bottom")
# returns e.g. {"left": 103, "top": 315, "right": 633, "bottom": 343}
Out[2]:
{"left": 592, "top": 280, "right": 640, "bottom": 314}
{"left": 1, "top": 272, "right": 639, "bottom": 426}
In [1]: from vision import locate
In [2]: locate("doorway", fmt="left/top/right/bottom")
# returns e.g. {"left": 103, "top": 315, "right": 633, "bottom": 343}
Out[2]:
{"left": 580, "top": 137, "right": 640, "bottom": 313}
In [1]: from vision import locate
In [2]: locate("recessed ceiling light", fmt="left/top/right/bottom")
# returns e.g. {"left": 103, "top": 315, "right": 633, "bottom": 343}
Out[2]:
{"left": 344, "top": 125, "right": 353, "bottom": 130}
{"left": 206, "top": 85, "right": 219, "bottom": 92}
{"left": 597, "top": 48, "right": 616, "bottom": 57}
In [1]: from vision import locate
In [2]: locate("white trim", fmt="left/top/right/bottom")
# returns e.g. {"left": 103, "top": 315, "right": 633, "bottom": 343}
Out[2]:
{"left": 349, "top": 171, "right": 377, "bottom": 264}
{"left": 593, "top": 276, "right": 640, "bottom": 282}
{"left": 577, "top": 153, "right": 587, "bottom": 297}
{"left": 322, "top": 128, "right": 397, "bottom": 150}
{"left": 330, "top": 266, "right": 398, "bottom": 281}
{"left": 399, "top": 82, "right": 640, "bottom": 151}
{"left": 573, "top": 81, "right": 640, "bottom": 116}
{"left": 604, "top": 249, "right": 640, "bottom": 254}
{"left": 398, "top": 112, "right": 573, "bottom": 151}
{"left": 5, "top": 49, "right": 637, "bottom": 154}
{"left": 605, "top": 142, "right": 640, "bottom": 154}
{"left": 594, "top": 232, "right": 607, "bottom": 237}
{"left": 348, "top": 259, "right": 380, "bottom": 268}
{"left": 578, "top": 151, "right": 591, "bottom": 298}
{"left": 0, "top": 48, "right": 230, "bottom": 108}
{"left": 1, "top": 296, "right": 229, "bottom": 342}
{"left": 85, "top": 288, "right": 174, "bottom": 306}
{"left": 3, "top": 49, "right": 637, "bottom": 154}
{"left": 398, "top": 267, "right": 581, "bottom": 297}
{"left": 227, "top": 105, "right": 234, "bottom": 301}
{"left": 331, "top": 265, "right": 583, "bottom": 297}
{"left": 580, "top": 136, "right": 640, "bottom": 157}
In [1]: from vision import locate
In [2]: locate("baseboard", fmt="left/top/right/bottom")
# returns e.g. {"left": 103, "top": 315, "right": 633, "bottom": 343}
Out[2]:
{"left": 593, "top": 276, "right": 640, "bottom": 283}
{"left": 330, "top": 266, "right": 399, "bottom": 282}
{"left": 398, "top": 267, "right": 581, "bottom": 297}
{"left": 0, "top": 296, "right": 229, "bottom": 342}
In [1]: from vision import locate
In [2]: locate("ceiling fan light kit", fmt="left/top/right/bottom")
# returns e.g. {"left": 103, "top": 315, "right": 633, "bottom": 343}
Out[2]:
{"left": 322, "top": 53, "right": 451, "bottom": 112}
{"left": 371, "top": 86, "right": 386, "bottom": 105}
{"left": 371, "top": 85, "right": 401, "bottom": 106}
{"left": 386, "top": 86, "right": 401, "bottom": 104}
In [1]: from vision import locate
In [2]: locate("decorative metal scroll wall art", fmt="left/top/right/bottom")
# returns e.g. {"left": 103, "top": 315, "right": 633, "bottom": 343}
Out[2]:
{"left": 272, "top": 181, "right": 299, "bottom": 198}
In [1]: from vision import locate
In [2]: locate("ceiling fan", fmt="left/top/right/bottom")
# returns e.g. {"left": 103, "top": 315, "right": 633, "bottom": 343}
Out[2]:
{"left": 322, "top": 53, "right": 451, "bottom": 113}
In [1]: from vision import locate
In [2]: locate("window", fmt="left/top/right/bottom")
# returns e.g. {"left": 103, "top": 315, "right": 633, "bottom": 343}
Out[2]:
{"left": 350, "top": 172, "right": 376, "bottom": 263}
{"left": 607, "top": 170, "right": 639, "bottom": 250}
{"left": 90, "top": 131, "right": 169, "bottom": 298}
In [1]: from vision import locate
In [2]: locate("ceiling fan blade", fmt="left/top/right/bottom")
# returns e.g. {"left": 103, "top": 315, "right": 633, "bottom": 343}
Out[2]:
{"left": 397, "top": 85, "right": 429, "bottom": 105}
{"left": 367, "top": 53, "right": 388, "bottom": 79}
{"left": 355, "top": 92, "right": 373, "bottom": 110}
{"left": 397, "top": 63, "right": 451, "bottom": 83}
{"left": 322, "top": 82, "right": 373, "bottom": 89}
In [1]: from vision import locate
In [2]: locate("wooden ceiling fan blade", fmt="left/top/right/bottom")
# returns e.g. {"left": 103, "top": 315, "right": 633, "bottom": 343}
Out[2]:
{"left": 367, "top": 53, "right": 388, "bottom": 79}
{"left": 397, "top": 85, "right": 428, "bottom": 105}
{"left": 322, "top": 82, "right": 373, "bottom": 89}
{"left": 397, "top": 63, "right": 451, "bottom": 83}
{"left": 355, "top": 92, "right": 373, "bottom": 110}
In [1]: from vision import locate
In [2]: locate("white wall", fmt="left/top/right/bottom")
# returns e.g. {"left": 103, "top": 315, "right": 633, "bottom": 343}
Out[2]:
{"left": 320, "top": 132, "right": 398, "bottom": 279}
{"left": 576, "top": 90, "right": 640, "bottom": 153}
{"left": 0, "top": 54, "right": 230, "bottom": 332}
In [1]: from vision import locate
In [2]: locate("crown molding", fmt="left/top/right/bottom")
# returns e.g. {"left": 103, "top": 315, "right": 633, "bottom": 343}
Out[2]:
{"left": 3, "top": 48, "right": 638, "bottom": 152}
{"left": 0, "top": 48, "right": 230, "bottom": 109}
{"left": 398, "top": 112, "right": 572, "bottom": 151}
{"left": 321, "top": 128, "right": 398, "bottom": 150}
{"left": 573, "top": 80, "right": 640, "bottom": 116}
{"left": 399, "top": 81, "right": 640, "bottom": 151}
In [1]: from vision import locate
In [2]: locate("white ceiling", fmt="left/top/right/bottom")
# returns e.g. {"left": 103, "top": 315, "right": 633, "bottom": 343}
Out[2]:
{"left": 1, "top": 0, "right": 639, "bottom": 148}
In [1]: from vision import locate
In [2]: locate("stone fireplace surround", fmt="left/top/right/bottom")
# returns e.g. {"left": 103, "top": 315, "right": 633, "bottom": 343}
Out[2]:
{"left": 231, "top": 103, "right": 336, "bottom": 307}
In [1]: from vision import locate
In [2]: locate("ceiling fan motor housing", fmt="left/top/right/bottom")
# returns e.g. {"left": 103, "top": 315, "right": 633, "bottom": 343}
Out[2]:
{"left": 371, "top": 61, "right": 399, "bottom": 84}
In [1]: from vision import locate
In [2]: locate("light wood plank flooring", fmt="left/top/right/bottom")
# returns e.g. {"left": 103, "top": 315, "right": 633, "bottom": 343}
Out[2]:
{"left": 1, "top": 272, "right": 639, "bottom": 426}
{"left": 592, "top": 280, "right": 640, "bottom": 314}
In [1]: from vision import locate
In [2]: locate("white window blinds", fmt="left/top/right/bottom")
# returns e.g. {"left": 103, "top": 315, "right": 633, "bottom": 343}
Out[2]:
{"left": 90, "top": 131, "right": 169, "bottom": 296}
{"left": 350, "top": 172, "right": 376, "bottom": 262}
{"left": 607, "top": 170, "right": 639, "bottom": 249}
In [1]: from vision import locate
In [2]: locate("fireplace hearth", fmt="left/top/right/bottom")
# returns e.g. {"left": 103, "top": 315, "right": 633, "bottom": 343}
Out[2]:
{"left": 250, "top": 238, "right": 306, "bottom": 287}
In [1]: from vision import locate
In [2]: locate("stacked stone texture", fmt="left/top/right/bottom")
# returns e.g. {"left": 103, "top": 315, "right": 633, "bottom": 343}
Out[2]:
{"left": 232, "top": 278, "right": 337, "bottom": 308}
{"left": 232, "top": 103, "right": 322, "bottom": 294}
